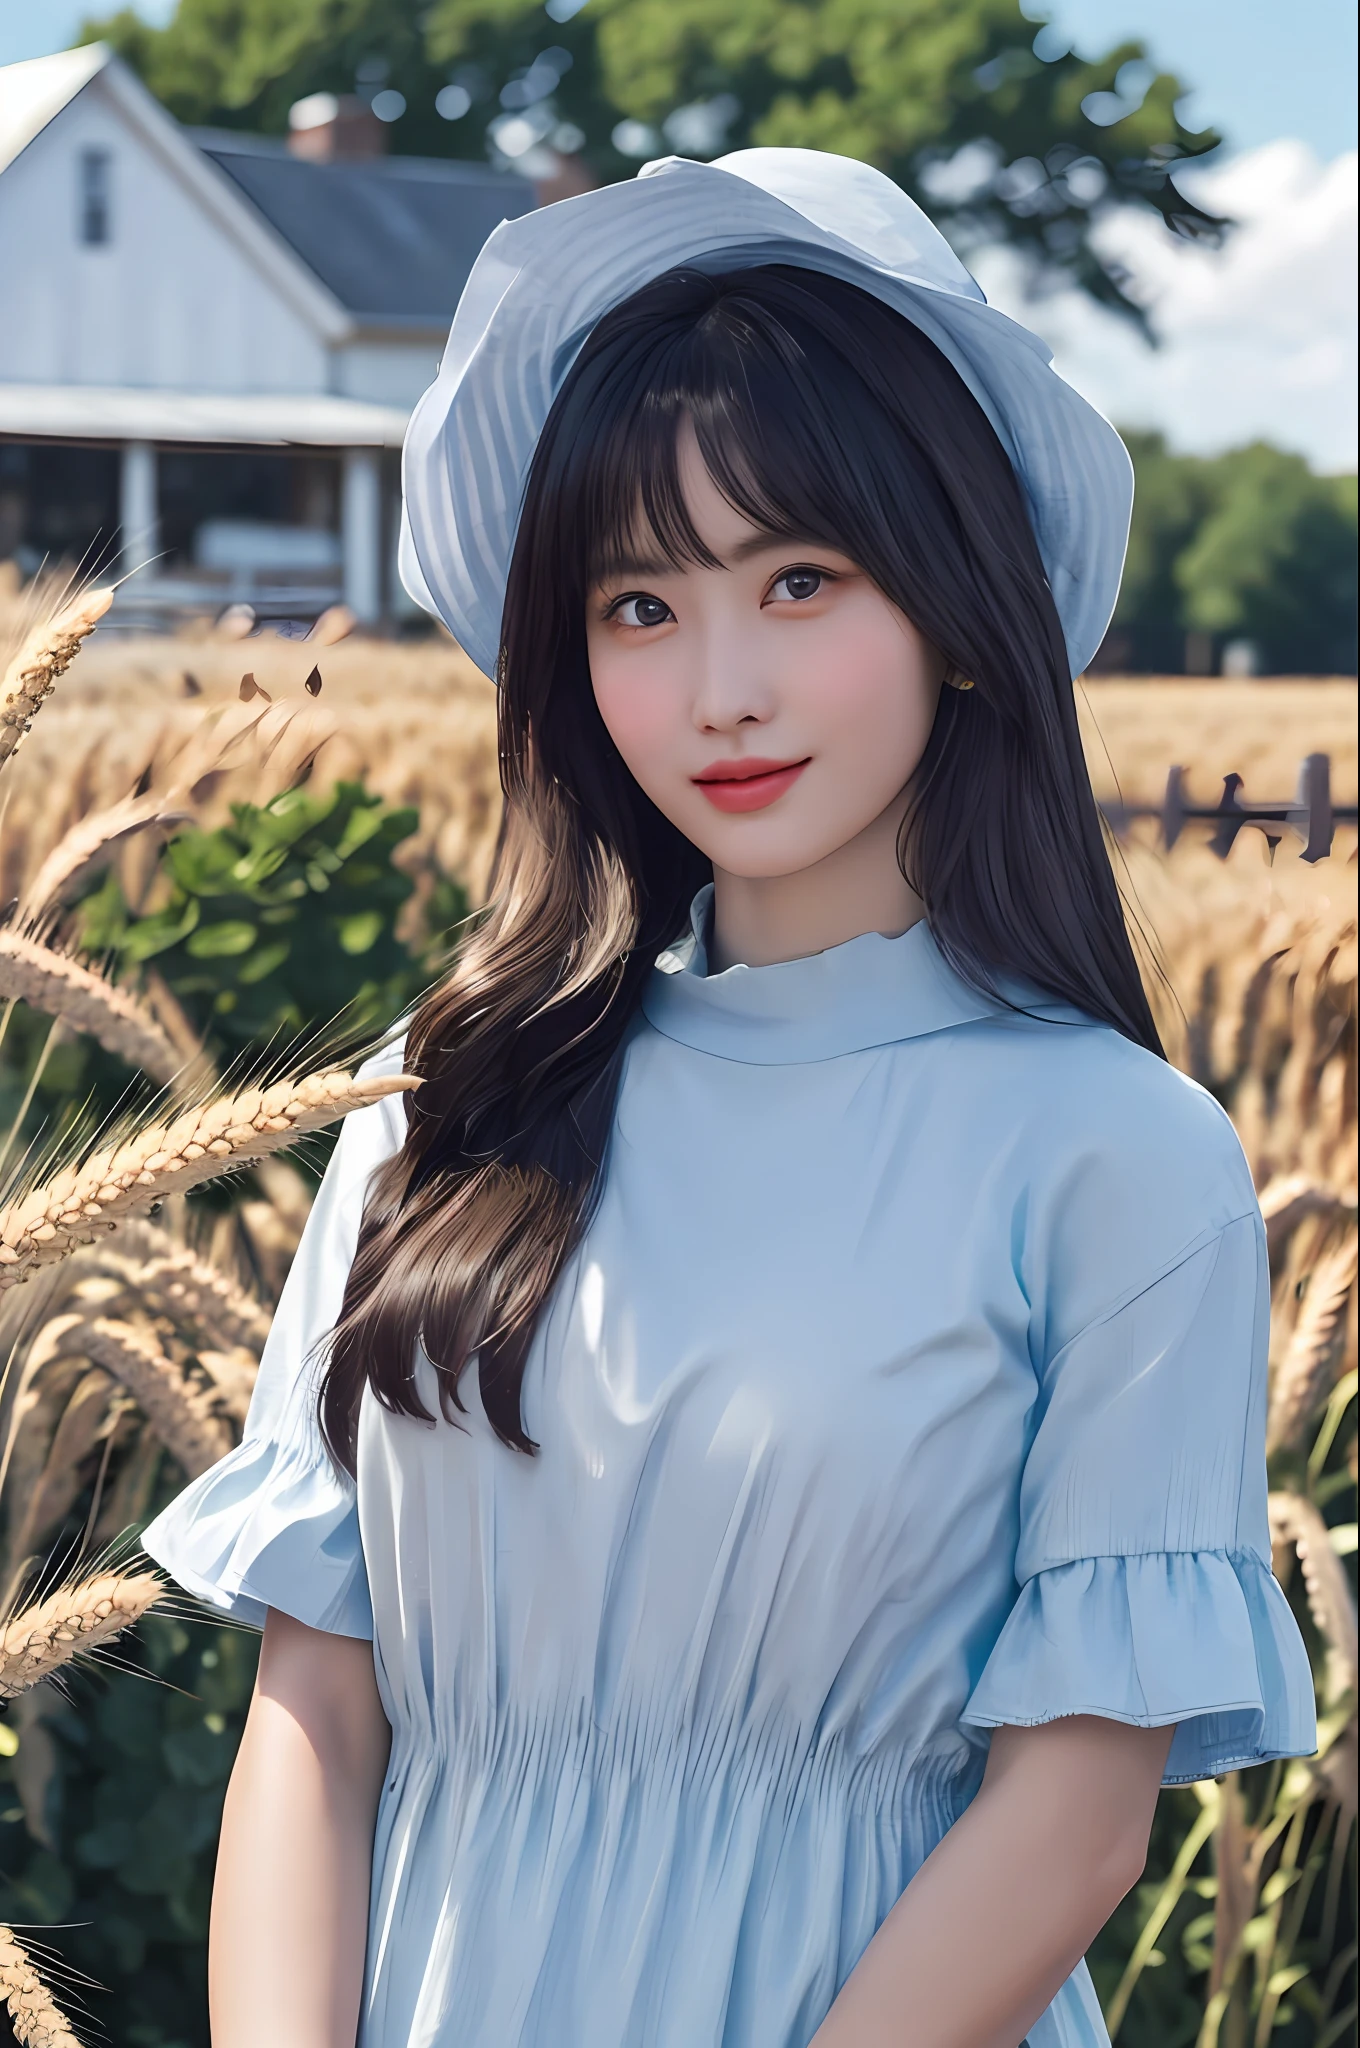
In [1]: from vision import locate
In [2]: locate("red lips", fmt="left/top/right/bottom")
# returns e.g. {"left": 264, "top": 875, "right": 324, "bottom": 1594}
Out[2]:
{"left": 692, "top": 756, "right": 811, "bottom": 813}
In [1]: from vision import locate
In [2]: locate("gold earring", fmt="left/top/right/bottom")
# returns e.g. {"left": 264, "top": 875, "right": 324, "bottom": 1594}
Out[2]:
{"left": 948, "top": 672, "right": 975, "bottom": 691}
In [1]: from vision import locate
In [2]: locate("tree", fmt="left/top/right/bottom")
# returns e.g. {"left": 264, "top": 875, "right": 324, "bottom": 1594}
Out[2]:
{"left": 1176, "top": 445, "right": 1358, "bottom": 676}
{"left": 82, "top": 2, "right": 450, "bottom": 154}
{"left": 81, "top": 0, "right": 1225, "bottom": 323}
{"left": 1105, "top": 435, "right": 1358, "bottom": 676}
{"left": 1107, "top": 432, "right": 1220, "bottom": 673}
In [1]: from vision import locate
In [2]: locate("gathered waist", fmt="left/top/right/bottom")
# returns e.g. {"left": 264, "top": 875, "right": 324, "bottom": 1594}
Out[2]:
{"left": 379, "top": 1682, "right": 980, "bottom": 1855}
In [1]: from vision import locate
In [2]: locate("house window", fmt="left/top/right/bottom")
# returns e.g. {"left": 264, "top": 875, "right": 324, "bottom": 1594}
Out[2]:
{"left": 79, "top": 149, "right": 111, "bottom": 245}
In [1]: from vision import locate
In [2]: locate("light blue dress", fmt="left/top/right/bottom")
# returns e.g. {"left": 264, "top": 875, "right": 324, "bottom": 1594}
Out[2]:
{"left": 143, "top": 889, "right": 1316, "bottom": 2047}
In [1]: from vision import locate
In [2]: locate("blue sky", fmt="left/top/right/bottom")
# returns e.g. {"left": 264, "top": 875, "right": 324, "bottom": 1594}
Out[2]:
{"left": 1045, "top": 0, "right": 1356, "bottom": 160}
{"left": 3, "top": 0, "right": 1357, "bottom": 161}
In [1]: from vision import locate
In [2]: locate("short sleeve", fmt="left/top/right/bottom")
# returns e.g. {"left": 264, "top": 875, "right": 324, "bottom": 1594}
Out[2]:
{"left": 963, "top": 1111, "right": 1318, "bottom": 1786}
{"left": 140, "top": 1041, "right": 408, "bottom": 1640}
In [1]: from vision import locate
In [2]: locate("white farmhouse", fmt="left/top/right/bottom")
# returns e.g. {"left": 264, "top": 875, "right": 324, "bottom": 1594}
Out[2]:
{"left": 0, "top": 44, "right": 537, "bottom": 624}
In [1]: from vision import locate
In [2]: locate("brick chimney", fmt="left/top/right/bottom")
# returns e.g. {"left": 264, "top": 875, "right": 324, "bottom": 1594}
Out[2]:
{"left": 287, "top": 93, "right": 386, "bottom": 162}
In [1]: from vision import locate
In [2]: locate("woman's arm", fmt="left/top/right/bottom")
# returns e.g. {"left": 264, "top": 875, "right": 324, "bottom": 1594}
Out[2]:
{"left": 208, "top": 1608, "right": 391, "bottom": 2048}
{"left": 810, "top": 1715, "right": 1173, "bottom": 2048}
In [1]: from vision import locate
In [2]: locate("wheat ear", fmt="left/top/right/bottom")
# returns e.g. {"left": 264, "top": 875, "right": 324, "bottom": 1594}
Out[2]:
{"left": 0, "top": 1066, "right": 417, "bottom": 1291}
{"left": 17, "top": 789, "right": 193, "bottom": 928}
{"left": 1269, "top": 1491, "right": 1359, "bottom": 1706}
{"left": 0, "top": 588, "right": 113, "bottom": 773}
{"left": 0, "top": 1567, "right": 162, "bottom": 1701}
{"left": 1258, "top": 1172, "right": 1345, "bottom": 1258}
{"left": 0, "top": 1925, "right": 82, "bottom": 2047}
{"left": 72, "top": 1318, "right": 232, "bottom": 1476}
{"left": 104, "top": 1226, "right": 272, "bottom": 1351}
{"left": 1267, "top": 1233, "right": 1359, "bottom": 1456}
{"left": 0, "top": 932, "right": 183, "bottom": 1087}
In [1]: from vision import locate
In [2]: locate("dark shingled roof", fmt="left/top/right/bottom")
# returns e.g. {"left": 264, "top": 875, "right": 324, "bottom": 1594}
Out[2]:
{"left": 192, "top": 132, "right": 537, "bottom": 326}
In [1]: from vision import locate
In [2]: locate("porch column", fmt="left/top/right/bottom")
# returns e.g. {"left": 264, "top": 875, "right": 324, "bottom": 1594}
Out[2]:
{"left": 341, "top": 445, "right": 382, "bottom": 624}
{"left": 119, "top": 440, "right": 159, "bottom": 572}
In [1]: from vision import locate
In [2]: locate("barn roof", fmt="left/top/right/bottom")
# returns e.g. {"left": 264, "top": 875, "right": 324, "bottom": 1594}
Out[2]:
{"left": 193, "top": 132, "right": 536, "bottom": 331}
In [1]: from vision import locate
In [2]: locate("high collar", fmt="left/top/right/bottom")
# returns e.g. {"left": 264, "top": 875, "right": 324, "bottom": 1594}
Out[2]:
{"left": 641, "top": 885, "right": 1089, "bottom": 1066}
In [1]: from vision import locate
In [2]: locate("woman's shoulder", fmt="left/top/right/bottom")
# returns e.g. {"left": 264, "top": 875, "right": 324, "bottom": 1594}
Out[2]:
{"left": 965, "top": 1012, "right": 1261, "bottom": 1337}
{"left": 997, "top": 1007, "right": 1240, "bottom": 1161}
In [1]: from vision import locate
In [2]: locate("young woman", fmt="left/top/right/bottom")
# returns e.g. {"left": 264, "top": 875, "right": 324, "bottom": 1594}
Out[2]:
{"left": 144, "top": 150, "right": 1315, "bottom": 2048}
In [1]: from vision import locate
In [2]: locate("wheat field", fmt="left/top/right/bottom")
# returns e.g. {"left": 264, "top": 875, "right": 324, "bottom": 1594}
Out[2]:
{"left": 0, "top": 575, "right": 1353, "bottom": 2042}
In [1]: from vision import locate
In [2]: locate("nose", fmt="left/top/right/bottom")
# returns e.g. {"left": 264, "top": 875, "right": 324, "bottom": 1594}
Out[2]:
{"left": 688, "top": 616, "right": 777, "bottom": 736}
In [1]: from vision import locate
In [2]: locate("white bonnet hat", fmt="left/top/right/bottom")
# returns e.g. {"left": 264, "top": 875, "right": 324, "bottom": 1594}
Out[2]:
{"left": 399, "top": 147, "right": 1132, "bottom": 681}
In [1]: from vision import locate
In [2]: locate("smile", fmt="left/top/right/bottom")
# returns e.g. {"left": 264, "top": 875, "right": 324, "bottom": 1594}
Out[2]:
{"left": 692, "top": 757, "right": 811, "bottom": 813}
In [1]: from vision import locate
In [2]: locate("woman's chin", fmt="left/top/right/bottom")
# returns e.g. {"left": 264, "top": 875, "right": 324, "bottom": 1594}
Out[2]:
{"left": 694, "top": 833, "right": 849, "bottom": 884}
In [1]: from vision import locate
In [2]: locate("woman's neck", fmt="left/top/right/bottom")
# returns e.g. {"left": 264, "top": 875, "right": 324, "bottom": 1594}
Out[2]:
{"left": 707, "top": 787, "right": 925, "bottom": 972}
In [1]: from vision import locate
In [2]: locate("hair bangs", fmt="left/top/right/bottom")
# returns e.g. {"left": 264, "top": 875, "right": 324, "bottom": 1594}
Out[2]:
{"left": 559, "top": 270, "right": 858, "bottom": 597}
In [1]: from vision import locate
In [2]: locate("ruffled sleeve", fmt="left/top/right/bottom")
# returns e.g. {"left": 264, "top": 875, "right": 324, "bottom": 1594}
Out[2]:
{"left": 140, "top": 1040, "right": 408, "bottom": 1639}
{"left": 963, "top": 1101, "right": 1317, "bottom": 1786}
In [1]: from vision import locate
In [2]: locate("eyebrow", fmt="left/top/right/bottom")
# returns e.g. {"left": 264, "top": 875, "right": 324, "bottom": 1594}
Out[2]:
{"left": 594, "top": 530, "right": 827, "bottom": 583}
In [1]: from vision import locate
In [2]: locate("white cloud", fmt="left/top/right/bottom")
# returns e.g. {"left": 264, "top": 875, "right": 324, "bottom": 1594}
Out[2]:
{"left": 971, "top": 141, "right": 1358, "bottom": 471}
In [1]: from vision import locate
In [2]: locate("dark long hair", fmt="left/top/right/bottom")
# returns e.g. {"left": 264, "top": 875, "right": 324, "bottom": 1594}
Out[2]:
{"left": 320, "top": 264, "right": 1162, "bottom": 1470}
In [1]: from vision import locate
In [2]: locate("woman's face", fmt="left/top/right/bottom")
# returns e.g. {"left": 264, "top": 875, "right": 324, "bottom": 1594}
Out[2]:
{"left": 586, "top": 426, "right": 944, "bottom": 881}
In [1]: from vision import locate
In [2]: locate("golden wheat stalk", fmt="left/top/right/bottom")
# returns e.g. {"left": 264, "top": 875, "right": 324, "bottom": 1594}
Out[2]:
{"left": 1269, "top": 1490, "right": 1359, "bottom": 1706}
{"left": 0, "top": 1567, "right": 162, "bottom": 1701}
{"left": 17, "top": 788, "right": 195, "bottom": 929}
{"left": 0, "top": 1925, "right": 81, "bottom": 2047}
{"left": 72, "top": 1318, "right": 232, "bottom": 1477}
{"left": 2, "top": 1367, "right": 121, "bottom": 1586}
{"left": 0, "top": 1066, "right": 416, "bottom": 1292}
{"left": 0, "top": 932, "right": 184, "bottom": 1087}
{"left": 1267, "top": 1233, "right": 1359, "bottom": 1456}
{"left": 0, "top": 587, "right": 113, "bottom": 774}
{"left": 1257, "top": 1172, "right": 1345, "bottom": 1257}
{"left": 105, "top": 1227, "right": 272, "bottom": 1352}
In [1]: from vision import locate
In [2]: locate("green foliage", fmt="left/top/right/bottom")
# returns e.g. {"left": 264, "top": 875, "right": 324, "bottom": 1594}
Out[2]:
{"left": 82, "top": 0, "right": 448, "bottom": 152}
{"left": 1111, "top": 435, "right": 1358, "bottom": 675}
{"left": 79, "top": 0, "right": 1225, "bottom": 322}
{"left": 1176, "top": 450, "right": 1358, "bottom": 674}
{"left": 77, "top": 780, "right": 445, "bottom": 1065}
{"left": 0, "top": 1607, "right": 258, "bottom": 2048}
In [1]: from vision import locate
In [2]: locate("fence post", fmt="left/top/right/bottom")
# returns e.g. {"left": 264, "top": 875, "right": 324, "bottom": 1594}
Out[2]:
{"left": 1297, "top": 754, "right": 1334, "bottom": 864}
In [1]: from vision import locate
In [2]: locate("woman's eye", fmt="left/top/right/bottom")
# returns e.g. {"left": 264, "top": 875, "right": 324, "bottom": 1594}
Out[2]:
{"left": 612, "top": 594, "right": 673, "bottom": 628}
{"left": 769, "top": 569, "right": 824, "bottom": 603}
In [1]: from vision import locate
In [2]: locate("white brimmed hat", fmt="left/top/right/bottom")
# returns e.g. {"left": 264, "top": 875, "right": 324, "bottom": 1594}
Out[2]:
{"left": 399, "top": 147, "right": 1132, "bottom": 681}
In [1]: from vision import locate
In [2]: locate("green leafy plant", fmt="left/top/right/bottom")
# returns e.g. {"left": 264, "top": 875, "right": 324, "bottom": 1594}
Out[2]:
{"left": 77, "top": 780, "right": 450, "bottom": 1062}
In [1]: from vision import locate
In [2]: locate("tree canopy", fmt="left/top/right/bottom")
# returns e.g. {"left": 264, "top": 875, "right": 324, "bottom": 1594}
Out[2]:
{"left": 81, "top": 0, "right": 1225, "bottom": 324}
{"left": 1111, "top": 436, "right": 1357, "bottom": 675}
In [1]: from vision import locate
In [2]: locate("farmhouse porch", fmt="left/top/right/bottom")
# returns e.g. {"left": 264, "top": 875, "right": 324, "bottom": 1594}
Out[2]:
{"left": 0, "top": 384, "right": 407, "bottom": 625}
